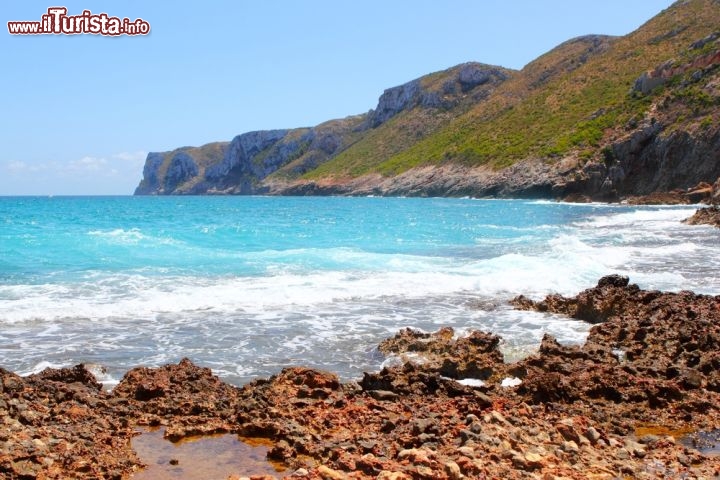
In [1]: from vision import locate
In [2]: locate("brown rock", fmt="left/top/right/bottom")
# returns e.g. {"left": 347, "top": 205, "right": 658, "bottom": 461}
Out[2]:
{"left": 3, "top": 276, "right": 720, "bottom": 480}
{"left": 377, "top": 471, "right": 410, "bottom": 480}
{"left": 683, "top": 206, "right": 720, "bottom": 228}
{"left": 317, "top": 465, "right": 347, "bottom": 480}
{"left": 444, "top": 460, "right": 463, "bottom": 480}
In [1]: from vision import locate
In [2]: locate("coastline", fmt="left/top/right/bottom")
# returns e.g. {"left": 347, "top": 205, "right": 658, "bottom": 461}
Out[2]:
{"left": 2, "top": 276, "right": 719, "bottom": 479}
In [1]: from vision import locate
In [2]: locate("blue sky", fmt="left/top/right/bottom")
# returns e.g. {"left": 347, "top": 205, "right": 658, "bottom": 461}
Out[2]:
{"left": 1, "top": 1, "right": 675, "bottom": 195}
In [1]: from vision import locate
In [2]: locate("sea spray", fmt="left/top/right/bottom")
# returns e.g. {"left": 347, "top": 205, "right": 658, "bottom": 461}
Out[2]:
{"left": 0, "top": 197, "right": 718, "bottom": 385}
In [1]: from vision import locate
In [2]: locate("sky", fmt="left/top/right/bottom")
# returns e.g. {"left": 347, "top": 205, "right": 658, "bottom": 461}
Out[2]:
{"left": 0, "top": 0, "right": 676, "bottom": 195}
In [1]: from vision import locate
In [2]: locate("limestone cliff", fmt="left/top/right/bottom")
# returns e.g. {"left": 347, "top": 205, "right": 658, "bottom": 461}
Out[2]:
{"left": 134, "top": 62, "right": 511, "bottom": 196}
{"left": 135, "top": 0, "right": 720, "bottom": 200}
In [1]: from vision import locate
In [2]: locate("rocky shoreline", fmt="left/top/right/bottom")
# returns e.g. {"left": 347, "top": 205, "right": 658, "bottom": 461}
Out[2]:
{"left": 2, "top": 276, "right": 719, "bottom": 479}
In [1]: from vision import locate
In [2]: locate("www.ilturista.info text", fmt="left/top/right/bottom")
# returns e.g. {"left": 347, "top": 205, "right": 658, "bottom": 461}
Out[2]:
{"left": 8, "top": 7, "right": 150, "bottom": 36}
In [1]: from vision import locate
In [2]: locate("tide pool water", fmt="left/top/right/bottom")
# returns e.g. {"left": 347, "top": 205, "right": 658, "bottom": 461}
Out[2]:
{"left": 1, "top": 196, "right": 718, "bottom": 387}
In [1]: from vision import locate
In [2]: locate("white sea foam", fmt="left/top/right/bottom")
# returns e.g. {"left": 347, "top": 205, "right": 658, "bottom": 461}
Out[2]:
{"left": 457, "top": 378, "right": 486, "bottom": 387}
{"left": 84, "top": 363, "right": 119, "bottom": 389}
{"left": 2, "top": 203, "right": 719, "bottom": 386}
{"left": 578, "top": 208, "right": 697, "bottom": 228}
{"left": 501, "top": 377, "right": 522, "bottom": 388}
{"left": 1, "top": 209, "right": 715, "bottom": 324}
{"left": 21, "top": 360, "right": 64, "bottom": 375}
{"left": 87, "top": 228, "right": 182, "bottom": 247}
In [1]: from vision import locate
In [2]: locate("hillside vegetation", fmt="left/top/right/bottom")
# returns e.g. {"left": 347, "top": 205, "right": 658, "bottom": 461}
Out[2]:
{"left": 136, "top": 0, "right": 720, "bottom": 200}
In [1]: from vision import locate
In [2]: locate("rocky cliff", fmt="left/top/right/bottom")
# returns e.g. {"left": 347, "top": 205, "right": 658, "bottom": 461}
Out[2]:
{"left": 136, "top": 0, "right": 720, "bottom": 200}
{"left": 135, "top": 62, "right": 510, "bottom": 196}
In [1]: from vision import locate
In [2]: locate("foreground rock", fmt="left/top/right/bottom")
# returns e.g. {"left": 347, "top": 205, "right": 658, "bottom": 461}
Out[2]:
{"left": 2, "top": 276, "right": 720, "bottom": 478}
{"left": 0, "top": 365, "right": 139, "bottom": 479}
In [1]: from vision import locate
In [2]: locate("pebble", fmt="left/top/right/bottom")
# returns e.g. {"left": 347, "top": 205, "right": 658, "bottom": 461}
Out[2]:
{"left": 468, "top": 421, "right": 483, "bottom": 434}
{"left": 397, "top": 448, "right": 432, "bottom": 464}
{"left": 624, "top": 439, "right": 647, "bottom": 458}
{"left": 556, "top": 423, "right": 581, "bottom": 443}
{"left": 416, "top": 465, "right": 434, "bottom": 477}
{"left": 585, "top": 426, "right": 601, "bottom": 443}
{"left": 418, "top": 433, "right": 436, "bottom": 444}
{"left": 317, "top": 465, "right": 346, "bottom": 480}
{"left": 444, "top": 460, "right": 463, "bottom": 480}
{"left": 562, "top": 441, "right": 579, "bottom": 454}
{"left": 638, "top": 434, "right": 660, "bottom": 445}
{"left": 615, "top": 449, "right": 630, "bottom": 460}
{"left": 474, "top": 392, "right": 493, "bottom": 408}
{"left": 490, "top": 410, "right": 510, "bottom": 425}
{"left": 511, "top": 453, "right": 540, "bottom": 471}
{"left": 377, "top": 472, "right": 409, "bottom": 480}
{"left": 586, "top": 474, "right": 614, "bottom": 480}
{"left": 368, "top": 390, "right": 398, "bottom": 401}
{"left": 359, "top": 440, "right": 377, "bottom": 451}
{"left": 459, "top": 429, "right": 478, "bottom": 443}
{"left": 458, "top": 446, "right": 475, "bottom": 457}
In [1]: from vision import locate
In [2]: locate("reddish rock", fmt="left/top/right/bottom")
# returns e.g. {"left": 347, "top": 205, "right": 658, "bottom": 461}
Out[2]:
{"left": 683, "top": 206, "right": 720, "bottom": 228}
{"left": 2, "top": 277, "right": 720, "bottom": 478}
{"left": 378, "top": 327, "right": 503, "bottom": 380}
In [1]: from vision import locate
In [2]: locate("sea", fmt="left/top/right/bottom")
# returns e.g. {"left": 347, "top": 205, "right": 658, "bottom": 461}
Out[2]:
{"left": 1, "top": 196, "right": 718, "bottom": 388}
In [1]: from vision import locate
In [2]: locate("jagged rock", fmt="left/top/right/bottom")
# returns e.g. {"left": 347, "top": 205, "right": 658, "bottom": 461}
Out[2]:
{"left": 205, "top": 129, "right": 290, "bottom": 181}
{"left": 377, "top": 327, "right": 503, "bottom": 380}
{"left": 458, "top": 63, "right": 508, "bottom": 91}
{"left": 369, "top": 80, "right": 422, "bottom": 128}
{"left": 711, "top": 177, "right": 720, "bottom": 204}
{"left": 690, "top": 31, "right": 720, "bottom": 50}
{"left": 164, "top": 151, "right": 199, "bottom": 191}
{"left": 135, "top": 152, "right": 165, "bottom": 194}
{"left": 632, "top": 71, "right": 667, "bottom": 95}
{"left": 684, "top": 206, "right": 720, "bottom": 227}
{"left": 3, "top": 277, "right": 720, "bottom": 478}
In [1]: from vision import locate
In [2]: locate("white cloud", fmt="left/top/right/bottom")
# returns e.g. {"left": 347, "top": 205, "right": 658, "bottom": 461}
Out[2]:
{"left": 5, "top": 160, "right": 42, "bottom": 174}
{"left": 7, "top": 160, "right": 27, "bottom": 173}
{"left": 1, "top": 150, "right": 148, "bottom": 194}
{"left": 64, "top": 151, "right": 147, "bottom": 175}
{"left": 69, "top": 156, "right": 108, "bottom": 172}
{"left": 112, "top": 151, "right": 147, "bottom": 162}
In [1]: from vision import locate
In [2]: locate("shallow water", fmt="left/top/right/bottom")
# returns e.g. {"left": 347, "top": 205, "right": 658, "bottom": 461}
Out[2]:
{"left": 1, "top": 197, "right": 718, "bottom": 386}
{"left": 680, "top": 430, "right": 720, "bottom": 457}
{"left": 131, "top": 428, "right": 286, "bottom": 479}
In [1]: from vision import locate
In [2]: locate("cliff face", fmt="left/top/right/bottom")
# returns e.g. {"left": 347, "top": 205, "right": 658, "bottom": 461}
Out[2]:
{"left": 134, "top": 62, "right": 511, "bottom": 196}
{"left": 135, "top": 0, "right": 720, "bottom": 200}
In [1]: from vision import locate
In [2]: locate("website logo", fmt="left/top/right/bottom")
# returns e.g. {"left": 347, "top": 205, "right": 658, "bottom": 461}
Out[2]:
{"left": 8, "top": 7, "right": 150, "bottom": 36}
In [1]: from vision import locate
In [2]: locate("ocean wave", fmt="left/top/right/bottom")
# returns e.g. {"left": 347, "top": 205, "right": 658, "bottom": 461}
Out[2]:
{"left": 576, "top": 208, "right": 697, "bottom": 228}
{"left": 1, "top": 199, "right": 719, "bottom": 385}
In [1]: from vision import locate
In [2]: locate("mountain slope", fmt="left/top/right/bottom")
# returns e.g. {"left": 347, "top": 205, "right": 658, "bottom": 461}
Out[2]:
{"left": 368, "top": 0, "right": 719, "bottom": 171}
{"left": 136, "top": 0, "right": 720, "bottom": 200}
{"left": 136, "top": 62, "right": 512, "bottom": 195}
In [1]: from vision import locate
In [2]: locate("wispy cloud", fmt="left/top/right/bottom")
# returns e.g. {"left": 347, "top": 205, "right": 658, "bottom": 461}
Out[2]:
{"left": 5, "top": 160, "right": 53, "bottom": 175}
{"left": 69, "top": 156, "right": 108, "bottom": 172}
{"left": 1, "top": 151, "right": 148, "bottom": 194}
{"left": 3, "top": 151, "right": 148, "bottom": 177}
{"left": 112, "top": 151, "right": 147, "bottom": 162}
{"left": 7, "top": 160, "right": 32, "bottom": 173}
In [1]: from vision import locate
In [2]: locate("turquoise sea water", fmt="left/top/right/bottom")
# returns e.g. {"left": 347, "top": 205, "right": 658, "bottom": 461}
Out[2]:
{"left": 1, "top": 196, "right": 718, "bottom": 386}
